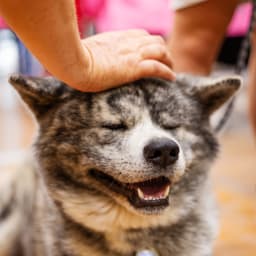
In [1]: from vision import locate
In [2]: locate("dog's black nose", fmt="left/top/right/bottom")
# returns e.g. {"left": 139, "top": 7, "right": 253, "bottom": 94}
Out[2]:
{"left": 143, "top": 138, "right": 179, "bottom": 168}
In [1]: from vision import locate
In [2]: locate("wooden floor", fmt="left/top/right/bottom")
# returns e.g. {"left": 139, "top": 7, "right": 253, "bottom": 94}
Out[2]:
{"left": 213, "top": 133, "right": 256, "bottom": 256}
{"left": 0, "top": 90, "right": 256, "bottom": 255}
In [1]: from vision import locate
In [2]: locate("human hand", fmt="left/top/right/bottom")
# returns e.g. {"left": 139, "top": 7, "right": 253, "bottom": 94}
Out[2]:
{"left": 76, "top": 30, "right": 175, "bottom": 92}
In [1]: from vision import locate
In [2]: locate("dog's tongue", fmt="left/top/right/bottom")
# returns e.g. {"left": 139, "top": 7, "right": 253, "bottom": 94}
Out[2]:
{"left": 131, "top": 177, "right": 171, "bottom": 200}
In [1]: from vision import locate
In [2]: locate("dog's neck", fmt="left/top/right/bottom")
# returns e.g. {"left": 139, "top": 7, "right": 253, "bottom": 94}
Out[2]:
{"left": 60, "top": 211, "right": 161, "bottom": 256}
{"left": 41, "top": 164, "right": 208, "bottom": 255}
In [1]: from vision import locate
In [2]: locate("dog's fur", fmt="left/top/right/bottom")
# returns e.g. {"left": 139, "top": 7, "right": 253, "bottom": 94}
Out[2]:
{"left": 0, "top": 74, "right": 241, "bottom": 256}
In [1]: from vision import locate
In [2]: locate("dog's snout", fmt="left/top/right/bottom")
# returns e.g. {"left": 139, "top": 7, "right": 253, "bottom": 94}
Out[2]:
{"left": 143, "top": 138, "right": 179, "bottom": 168}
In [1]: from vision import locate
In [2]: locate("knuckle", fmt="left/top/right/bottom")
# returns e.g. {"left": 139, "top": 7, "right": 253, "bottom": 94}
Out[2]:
{"left": 157, "top": 46, "right": 168, "bottom": 58}
{"left": 151, "top": 62, "right": 161, "bottom": 73}
{"left": 126, "top": 55, "right": 137, "bottom": 66}
{"left": 154, "top": 35, "right": 165, "bottom": 44}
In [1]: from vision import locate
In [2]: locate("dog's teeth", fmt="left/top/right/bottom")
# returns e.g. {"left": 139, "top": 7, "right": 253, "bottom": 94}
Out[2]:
{"left": 137, "top": 188, "right": 145, "bottom": 200}
{"left": 163, "top": 185, "right": 170, "bottom": 198}
{"left": 137, "top": 186, "right": 170, "bottom": 201}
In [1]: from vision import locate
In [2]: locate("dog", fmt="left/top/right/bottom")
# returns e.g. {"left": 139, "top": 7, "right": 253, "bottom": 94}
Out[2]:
{"left": 0, "top": 74, "right": 241, "bottom": 256}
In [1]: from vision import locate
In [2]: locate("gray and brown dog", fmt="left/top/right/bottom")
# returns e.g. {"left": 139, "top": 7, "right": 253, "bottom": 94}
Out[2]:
{"left": 0, "top": 74, "right": 241, "bottom": 256}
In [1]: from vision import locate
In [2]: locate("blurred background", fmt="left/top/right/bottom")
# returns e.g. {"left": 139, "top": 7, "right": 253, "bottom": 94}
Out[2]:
{"left": 0, "top": 1, "right": 255, "bottom": 255}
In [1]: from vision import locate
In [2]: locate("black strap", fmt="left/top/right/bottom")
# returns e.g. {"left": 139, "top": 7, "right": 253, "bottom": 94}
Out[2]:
{"left": 215, "top": 0, "right": 256, "bottom": 132}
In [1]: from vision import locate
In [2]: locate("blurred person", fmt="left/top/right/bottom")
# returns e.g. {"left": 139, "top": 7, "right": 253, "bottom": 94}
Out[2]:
{"left": 92, "top": 0, "right": 250, "bottom": 42}
{"left": 0, "top": 0, "right": 175, "bottom": 92}
{"left": 168, "top": 0, "right": 256, "bottom": 136}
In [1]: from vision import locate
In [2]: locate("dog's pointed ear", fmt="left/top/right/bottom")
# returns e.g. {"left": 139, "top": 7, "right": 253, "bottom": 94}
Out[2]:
{"left": 177, "top": 74, "right": 242, "bottom": 115}
{"left": 9, "top": 74, "right": 71, "bottom": 118}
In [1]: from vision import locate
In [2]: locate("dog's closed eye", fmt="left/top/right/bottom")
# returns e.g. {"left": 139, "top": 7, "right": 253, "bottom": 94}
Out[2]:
{"left": 101, "top": 122, "right": 128, "bottom": 131}
{"left": 162, "top": 124, "right": 181, "bottom": 130}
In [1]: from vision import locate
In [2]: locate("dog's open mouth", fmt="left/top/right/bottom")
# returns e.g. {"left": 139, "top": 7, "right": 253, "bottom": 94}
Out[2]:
{"left": 89, "top": 169, "right": 171, "bottom": 210}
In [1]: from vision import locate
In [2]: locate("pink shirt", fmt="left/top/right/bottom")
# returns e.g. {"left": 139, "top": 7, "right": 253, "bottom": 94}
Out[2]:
{"left": 228, "top": 3, "right": 252, "bottom": 37}
{"left": 95, "top": 0, "right": 172, "bottom": 35}
{"left": 77, "top": 0, "right": 252, "bottom": 37}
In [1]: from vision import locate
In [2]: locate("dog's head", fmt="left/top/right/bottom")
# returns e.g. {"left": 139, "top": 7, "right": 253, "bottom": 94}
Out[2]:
{"left": 10, "top": 74, "right": 240, "bottom": 230}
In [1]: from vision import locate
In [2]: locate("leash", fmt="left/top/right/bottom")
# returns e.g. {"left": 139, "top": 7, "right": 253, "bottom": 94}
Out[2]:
{"left": 215, "top": 0, "right": 256, "bottom": 132}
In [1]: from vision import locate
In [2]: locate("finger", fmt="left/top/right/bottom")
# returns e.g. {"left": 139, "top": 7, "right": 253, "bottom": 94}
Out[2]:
{"left": 139, "top": 44, "right": 173, "bottom": 68}
{"left": 137, "top": 60, "right": 176, "bottom": 81}
{"left": 147, "top": 35, "right": 166, "bottom": 45}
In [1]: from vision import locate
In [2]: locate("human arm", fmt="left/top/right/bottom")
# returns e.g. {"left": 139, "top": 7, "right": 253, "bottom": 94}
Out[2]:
{"left": 0, "top": 0, "right": 175, "bottom": 92}
{"left": 167, "top": 0, "right": 238, "bottom": 75}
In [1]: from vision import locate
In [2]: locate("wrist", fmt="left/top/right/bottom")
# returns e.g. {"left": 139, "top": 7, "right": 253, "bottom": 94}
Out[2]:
{"left": 54, "top": 42, "right": 92, "bottom": 91}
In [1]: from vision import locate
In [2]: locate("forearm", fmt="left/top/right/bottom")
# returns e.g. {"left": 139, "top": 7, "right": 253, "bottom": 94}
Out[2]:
{"left": 0, "top": 0, "right": 89, "bottom": 87}
{"left": 168, "top": 0, "right": 239, "bottom": 75}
